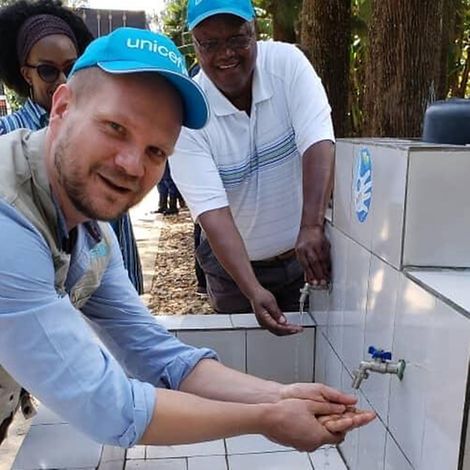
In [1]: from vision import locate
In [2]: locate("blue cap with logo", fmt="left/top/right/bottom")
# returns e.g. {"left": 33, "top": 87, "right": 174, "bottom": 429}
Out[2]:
{"left": 187, "top": 0, "right": 255, "bottom": 30}
{"left": 69, "top": 27, "right": 209, "bottom": 129}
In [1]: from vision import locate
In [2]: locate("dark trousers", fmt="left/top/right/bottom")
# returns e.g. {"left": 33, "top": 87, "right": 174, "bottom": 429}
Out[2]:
{"left": 194, "top": 223, "right": 206, "bottom": 289}
{"left": 196, "top": 238, "right": 304, "bottom": 313}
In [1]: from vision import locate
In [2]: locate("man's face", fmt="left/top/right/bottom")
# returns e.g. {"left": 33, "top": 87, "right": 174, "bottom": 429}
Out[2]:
{"left": 47, "top": 71, "right": 183, "bottom": 224}
{"left": 193, "top": 14, "right": 257, "bottom": 101}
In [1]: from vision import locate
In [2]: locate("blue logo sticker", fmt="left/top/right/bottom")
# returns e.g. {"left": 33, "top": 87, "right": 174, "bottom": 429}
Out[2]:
{"left": 353, "top": 148, "right": 372, "bottom": 223}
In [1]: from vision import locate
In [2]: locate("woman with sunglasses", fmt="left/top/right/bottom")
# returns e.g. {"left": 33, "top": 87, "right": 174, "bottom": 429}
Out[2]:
{"left": 0, "top": 0, "right": 92, "bottom": 133}
{"left": 0, "top": 1, "right": 145, "bottom": 295}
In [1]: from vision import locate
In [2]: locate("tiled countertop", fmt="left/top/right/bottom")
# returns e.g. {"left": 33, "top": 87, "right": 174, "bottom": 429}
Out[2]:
{"left": 407, "top": 268, "right": 470, "bottom": 316}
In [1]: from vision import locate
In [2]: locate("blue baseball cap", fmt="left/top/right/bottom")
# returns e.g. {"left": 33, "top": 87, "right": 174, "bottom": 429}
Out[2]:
{"left": 69, "top": 27, "right": 209, "bottom": 129}
{"left": 187, "top": 0, "right": 255, "bottom": 30}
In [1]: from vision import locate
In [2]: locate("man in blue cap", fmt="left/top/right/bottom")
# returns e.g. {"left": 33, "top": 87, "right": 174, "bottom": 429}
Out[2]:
{"left": 171, "top": 0, "right": 335, "bottom": 336}
{"left": 0, "top": 28, "right": 374, "bottom": 450}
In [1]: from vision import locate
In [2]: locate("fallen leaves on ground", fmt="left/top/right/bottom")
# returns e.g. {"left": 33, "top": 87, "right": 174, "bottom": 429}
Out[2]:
{"left": 148, "top": 208, "right": 214, "bottom": 315}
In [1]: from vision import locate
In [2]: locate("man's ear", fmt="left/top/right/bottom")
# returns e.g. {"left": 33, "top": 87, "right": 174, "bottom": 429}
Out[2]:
{"left": 49, "top": 84, "right": 72, "bottom": 121}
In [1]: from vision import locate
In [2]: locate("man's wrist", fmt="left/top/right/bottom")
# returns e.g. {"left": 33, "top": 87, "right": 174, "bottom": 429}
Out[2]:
{"left": 300, "top": 223, "right": 324, "bottom": 230}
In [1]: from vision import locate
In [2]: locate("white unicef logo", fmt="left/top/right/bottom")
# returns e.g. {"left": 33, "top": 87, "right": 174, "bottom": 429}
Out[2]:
{"left": 353, "top": 148, "right": 372, "bottom": 223}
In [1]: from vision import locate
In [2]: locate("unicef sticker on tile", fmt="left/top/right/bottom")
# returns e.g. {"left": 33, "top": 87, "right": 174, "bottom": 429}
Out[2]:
{"left": 353, "top": 148, "right": 372, "bottom": 223}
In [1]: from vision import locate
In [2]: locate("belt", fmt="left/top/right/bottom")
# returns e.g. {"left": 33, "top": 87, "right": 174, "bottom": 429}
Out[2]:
{"left": 255, "top": 249, "right": 296, "bottom": 264}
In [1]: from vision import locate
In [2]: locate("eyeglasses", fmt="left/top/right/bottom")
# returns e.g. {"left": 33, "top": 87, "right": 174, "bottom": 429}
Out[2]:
{"left": 24, "top": 62, "right": 75, "bottom": 83}
{"left": 193, "top": 34, "right": 253, "bottom": 55}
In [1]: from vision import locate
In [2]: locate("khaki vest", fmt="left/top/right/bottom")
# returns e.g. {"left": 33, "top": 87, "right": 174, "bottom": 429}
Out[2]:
{"left": 0, "top": 129, "right": 114, "bottom": 432}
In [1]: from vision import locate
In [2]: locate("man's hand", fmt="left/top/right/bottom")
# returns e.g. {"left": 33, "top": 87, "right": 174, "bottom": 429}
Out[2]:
{"left": 295, "top": 225, "right": 331, "bottom": 285}
{"left": 249, "top": 286, "right": 302, "bottom": 336}
{"left": 262, "top": 398, "right": 375, "bottom": 452}
{"left": 280, "top": 382, "right": 358, "bottom": 413}
{"left": 319, "top": 408, "right": 376, "bottom": 434}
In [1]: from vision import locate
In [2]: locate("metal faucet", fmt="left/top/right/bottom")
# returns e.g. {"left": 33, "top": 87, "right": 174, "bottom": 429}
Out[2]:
{"left": 299, "top": 282, "right": 331, "bottom": 322}
{"left": 352, "top": 346, "right": 406, "bottom": 389}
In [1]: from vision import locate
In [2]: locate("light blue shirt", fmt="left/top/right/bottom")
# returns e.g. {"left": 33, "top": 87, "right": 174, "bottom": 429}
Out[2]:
{"left": 0, "top": 199, "right": 217, "bottom": 447}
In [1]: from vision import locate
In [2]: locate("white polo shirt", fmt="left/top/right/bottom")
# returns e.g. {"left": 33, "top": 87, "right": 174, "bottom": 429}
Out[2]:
{"left": 170, "top": 40, "right": 334, "bottom": 260}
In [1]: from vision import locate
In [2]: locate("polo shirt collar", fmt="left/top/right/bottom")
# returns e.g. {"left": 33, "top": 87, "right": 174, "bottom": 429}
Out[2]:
{"left": 201, "top": 58, "right": 274, "bottom": 117}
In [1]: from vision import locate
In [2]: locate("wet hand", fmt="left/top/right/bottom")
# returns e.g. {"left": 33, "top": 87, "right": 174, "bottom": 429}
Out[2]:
{"left": 250, "top": 286, "right": 302, "bottom": 336}
{"left": 295, "top": 225, "right": 331, "bottom": 286}
{"left": 279, "top": 383, "right": 358, "bottom": 415}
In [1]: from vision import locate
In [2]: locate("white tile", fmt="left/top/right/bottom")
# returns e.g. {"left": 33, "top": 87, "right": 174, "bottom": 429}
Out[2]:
{"left": 355, "top": 393, "right": 386, "bottom": 470}
{"left": 333, "top": 140, "right": 354, "bottom": 234}
{"left": 246, "top": 329, "right": 315, "bottom": 383}
{"left": 156, "top": 314, "right": 233, "bottom": 331}
{"left": 146, "top": 440, "right": 225, "bottom": 459}
{"left": 314, "top": 331, "right": 328, "bottom": 384}
{"left": 417, "top": 298, "right": 470, "bottom": 470}
{"left": 228, "top": 451, "right": 312, "bottom": 470}
{"left": 324, "top": 339, "right": 343, "bottom": 391}
{"left": 389, "top": 276, "right": 435, "bottom": 468}
{"left": 12, "top": 423, "right": 102, "bottom": 469}
{"left": 390, "top": 279, "right": 470, "bottom": 470}
{"left": 361, "top": 256, "right": 399, "bottom": 419}
{"left": 284, "top": 312, "right": 316, "bottom": 327}
{"left": 327, "top": 227, "right": 348, "bottom": 352}
{"left": 178, "top": 330, "right": 246, "bottom": 372}
{"left": 188, "top": 455, "right": 227, "bottom": 470}
{"left": 370, "top": 146, "right": 407, "bottom": 268}
{"left": 309, "top": 445, "right": 347, "bottom": 469}
{"left": 230, "top": 313, "right": 259, "bottom": 328}
{"left": 226, "top": 434, "right": 290, "bottom": 455}
{"left": 126, "top": 459, "right": 186, "bottom": 470}
{"left": 126, "top": 445, "right": 146, "bottom": 459}
{"left": 341, "top": 238, "right": 370, "bottom": 374}
{"left": 403, "top": 148, "right": 470, "bottom": 268}
{"left": 408, "top": 269, "right": 470, "bottom": 314}
{"left": 384, "top": 434, "right": 413, "bottom": 470}
{"left": 307, "top": 285, "right": 329, "bottom": 328}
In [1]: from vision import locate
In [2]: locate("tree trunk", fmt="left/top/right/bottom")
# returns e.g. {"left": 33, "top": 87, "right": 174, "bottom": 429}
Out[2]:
{"left": 364, "top": 0, "right": 443, "bottom": 137}
{"left": 436, "top": 0, "right": 458, "bottom": 100}
{"left": 268, "top": 0, "right": 301, "bottom": 43}
{"left": 300, "top": 0, "right": 352, "bottom": 137}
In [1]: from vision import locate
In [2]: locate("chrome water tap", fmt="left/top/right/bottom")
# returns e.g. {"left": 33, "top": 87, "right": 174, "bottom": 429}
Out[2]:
{"left": 352, "top": 346, "right": 406, "bottom": 389}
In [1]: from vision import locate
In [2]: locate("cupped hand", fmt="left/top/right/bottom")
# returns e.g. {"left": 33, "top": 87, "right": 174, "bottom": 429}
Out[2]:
{"left": 250, "top": 286, "right": 302, "bottom": 336}
{"left": 279, "top": 383, "right": 358, "bottom": 415}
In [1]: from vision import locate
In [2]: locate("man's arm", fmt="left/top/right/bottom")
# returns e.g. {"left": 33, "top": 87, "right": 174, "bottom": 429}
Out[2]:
{"left": 199, "top": 207, "right": 301, "bottom": 336}
{"left": 296, "top": 140, "right": 335, "bottom": 285}
{"left": 140, "top": 359, "right": 376, "bottom": 450}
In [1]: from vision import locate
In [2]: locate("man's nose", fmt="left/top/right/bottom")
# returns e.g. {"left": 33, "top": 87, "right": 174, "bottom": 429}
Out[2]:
{"left": 114, "top": 150, "right": 145, "bottom": 177}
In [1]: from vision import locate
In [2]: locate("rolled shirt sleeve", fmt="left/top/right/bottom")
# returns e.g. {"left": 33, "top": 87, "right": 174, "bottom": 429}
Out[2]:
{"left": 0, "top": 201, "right": 217, "bottom": 447}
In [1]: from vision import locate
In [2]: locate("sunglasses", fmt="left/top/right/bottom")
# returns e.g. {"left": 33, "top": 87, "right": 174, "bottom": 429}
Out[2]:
{"left": 193, "top": 34, "right": 253, "bottom": 55}
{"left": 24, "top": 62, "right": 75, "bottom": 83}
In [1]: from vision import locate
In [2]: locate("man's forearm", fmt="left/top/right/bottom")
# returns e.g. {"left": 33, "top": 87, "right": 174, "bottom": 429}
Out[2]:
{"left": 180, "top": 359, "right": 282, "bottom": 404}
{"left": 301, "top": 140, "right": 335, "bottom": 228}
{"left": 139, "top": 388, "right": 267, "bottom": 445}
{"left": 198, "top": 207, "right": 260, "bottom": 298}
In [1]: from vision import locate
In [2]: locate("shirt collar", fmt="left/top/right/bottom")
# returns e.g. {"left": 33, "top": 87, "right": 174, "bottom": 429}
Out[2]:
{"left": 200, "top": 47, "right": 274, "bottom": 117}
{"left": 23, "top": 98, "right": 49, "bottom": 128}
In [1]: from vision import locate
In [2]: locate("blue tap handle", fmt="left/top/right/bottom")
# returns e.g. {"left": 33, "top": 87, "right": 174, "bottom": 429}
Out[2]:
{"left": 368, "top": 346, "right": 392, "bottom": 361}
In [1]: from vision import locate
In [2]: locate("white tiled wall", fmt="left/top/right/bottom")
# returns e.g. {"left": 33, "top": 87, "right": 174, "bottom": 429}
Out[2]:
{"left": 341, "top": 237, "right": 370, "bottom": 375}
{"left": 404, "top": 149, "right": 470, "bottom": 268}
{"left": 362, "top": 256, "right": 399, "bottom": 418}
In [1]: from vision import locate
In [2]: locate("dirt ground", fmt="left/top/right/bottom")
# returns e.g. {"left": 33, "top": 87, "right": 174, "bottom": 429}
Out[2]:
{"left": 148, "top": 208, "right": 214, "bottom": 315}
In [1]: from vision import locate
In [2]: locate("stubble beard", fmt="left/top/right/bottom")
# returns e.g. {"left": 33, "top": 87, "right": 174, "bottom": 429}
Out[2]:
{"left": 53, "top": 137, "right": 131, "bottom": 222}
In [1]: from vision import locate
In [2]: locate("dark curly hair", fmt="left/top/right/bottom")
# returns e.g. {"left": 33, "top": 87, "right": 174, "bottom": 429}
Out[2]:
{"left": 0, "top": 0, "right": 93, "bottom": 97}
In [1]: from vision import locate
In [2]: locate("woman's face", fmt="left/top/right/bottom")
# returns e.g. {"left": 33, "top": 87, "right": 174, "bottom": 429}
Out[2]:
{"left": 21, "top": 34, "right": 77, "bottom": 112}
